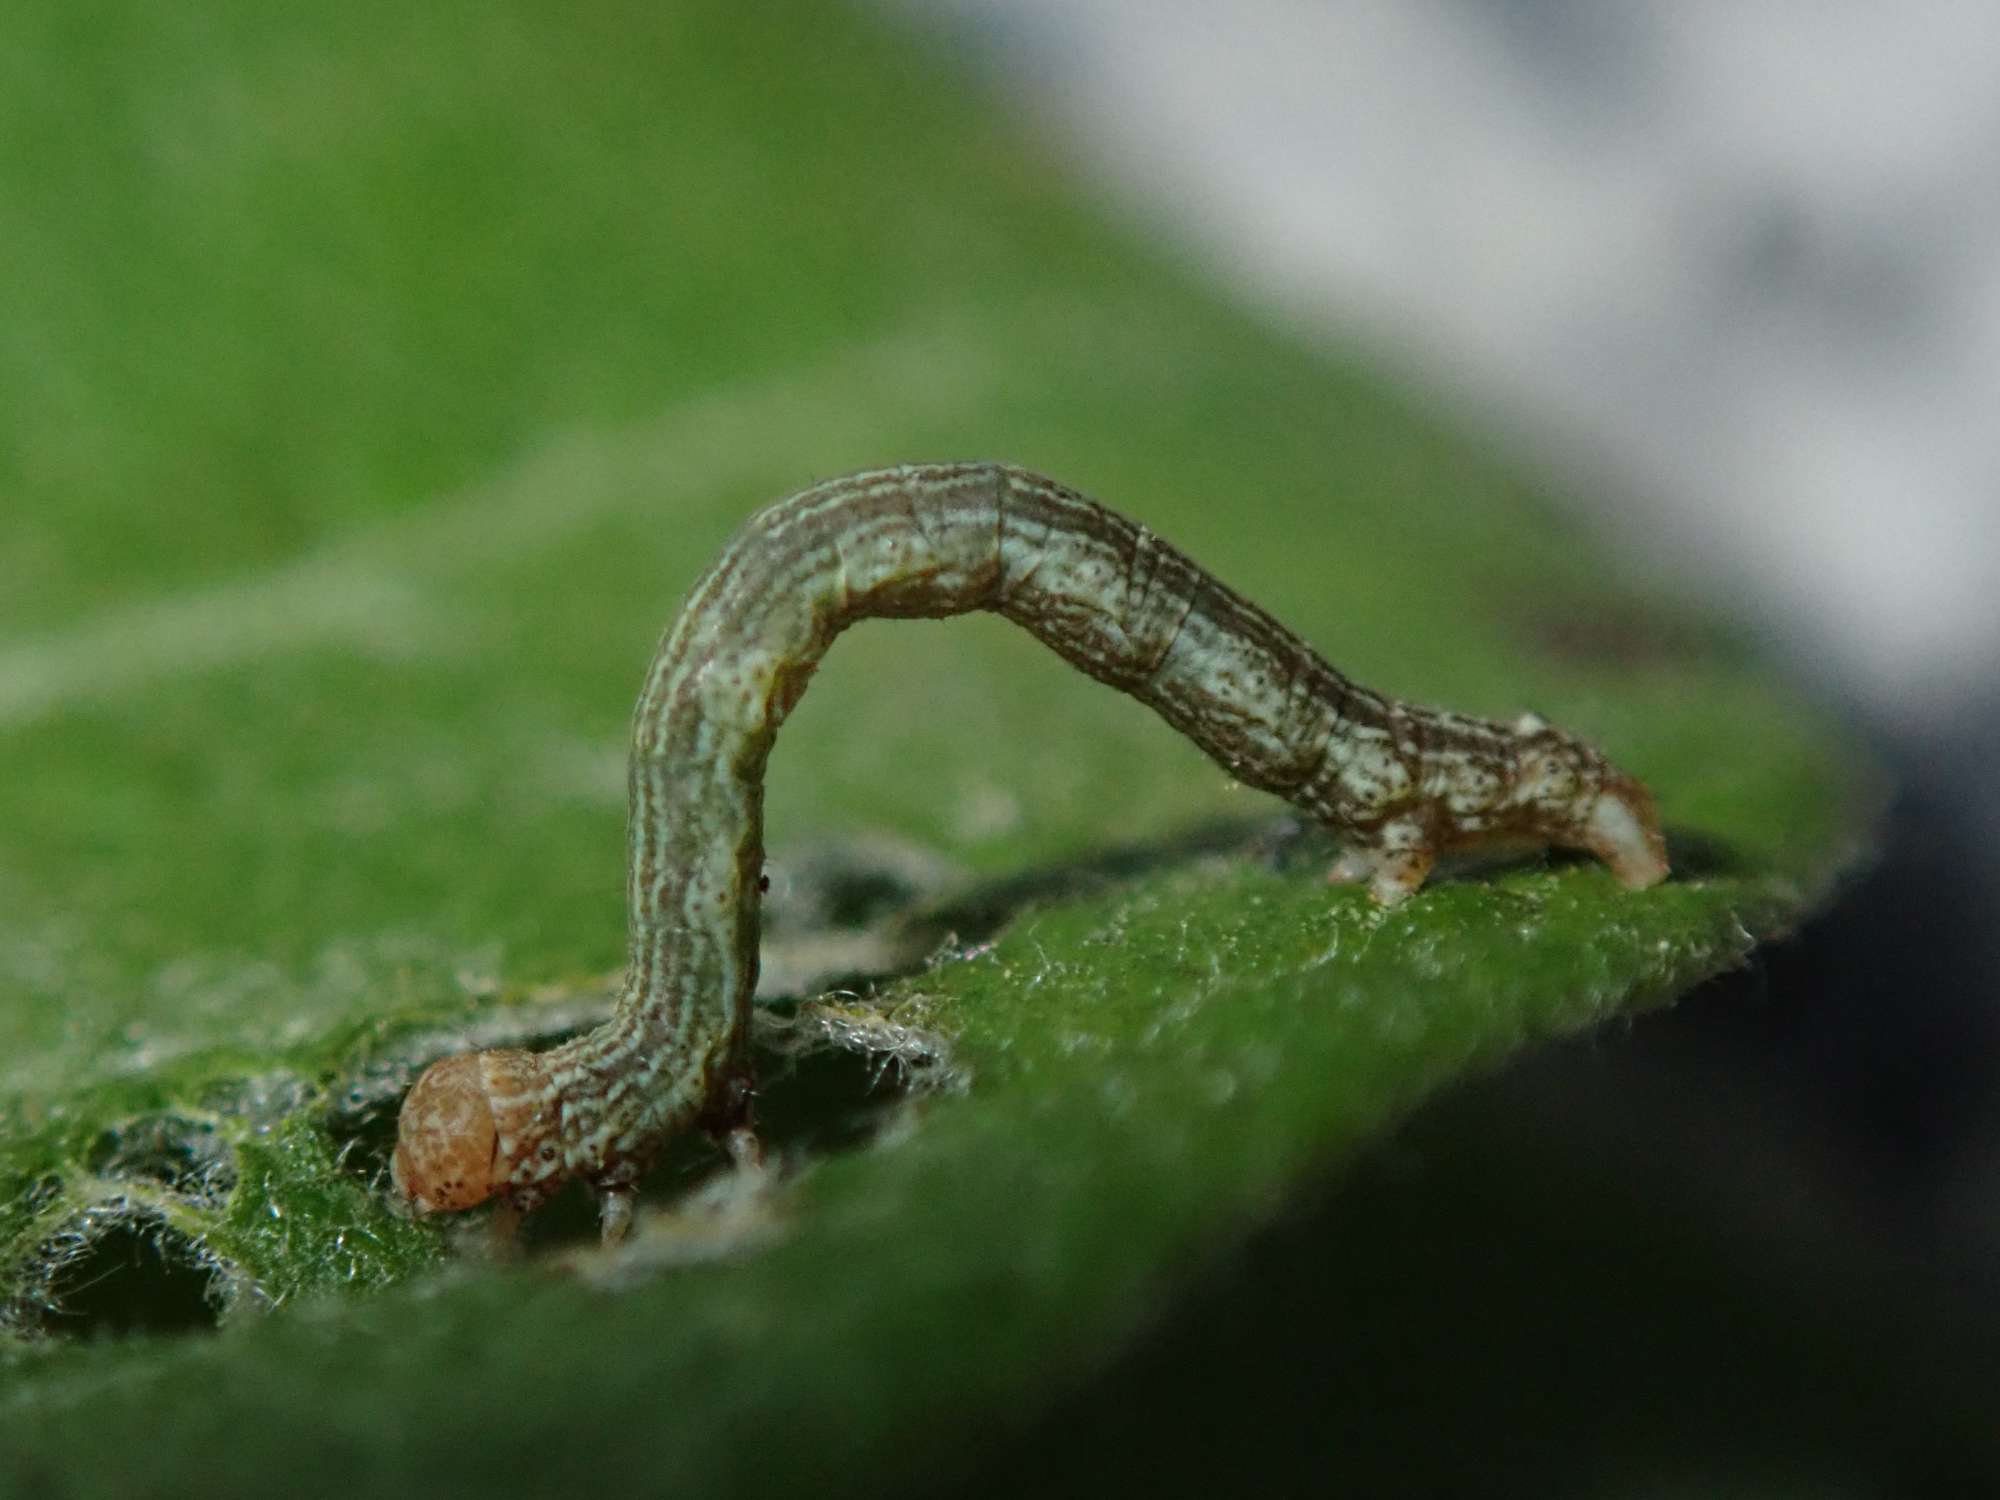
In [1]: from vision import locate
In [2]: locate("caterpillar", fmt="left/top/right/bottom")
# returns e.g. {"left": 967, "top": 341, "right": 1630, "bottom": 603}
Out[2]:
{"left": 391, "top": 463, "right": 1667, "bottom": 1240}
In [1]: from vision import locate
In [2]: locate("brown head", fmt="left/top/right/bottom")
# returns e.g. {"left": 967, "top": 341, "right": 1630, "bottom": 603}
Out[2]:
{"left": 392, "top": 1048, "right": 558, "bottom": 1215}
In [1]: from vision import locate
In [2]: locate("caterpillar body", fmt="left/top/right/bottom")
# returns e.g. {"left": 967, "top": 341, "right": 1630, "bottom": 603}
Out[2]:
{"left": 392, "top": 463, "right": 1667, "bottom": 1238}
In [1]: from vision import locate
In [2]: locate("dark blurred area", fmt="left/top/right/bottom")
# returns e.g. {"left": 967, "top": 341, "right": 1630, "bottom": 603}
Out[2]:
{"left": 887, "top": 4, "right": 2000, "bottom": 1494}
{"left": 947, "top": 715, "right": 2000, "bottom": 1497}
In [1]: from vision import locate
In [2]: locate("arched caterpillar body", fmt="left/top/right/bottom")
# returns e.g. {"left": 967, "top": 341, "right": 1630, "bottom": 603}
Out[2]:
{"left": 392, "top": 463, "right": 1667, "bottom": 1238}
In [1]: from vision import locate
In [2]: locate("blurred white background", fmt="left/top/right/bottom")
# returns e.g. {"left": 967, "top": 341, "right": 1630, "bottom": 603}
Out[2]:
{"left": 896, "top": 0, "right": 2000, "bottom": 723}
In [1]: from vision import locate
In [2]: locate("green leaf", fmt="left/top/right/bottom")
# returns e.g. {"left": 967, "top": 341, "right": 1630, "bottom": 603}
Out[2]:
{"left": 0, "top": 1, "right": 1875, "bottom": 1494}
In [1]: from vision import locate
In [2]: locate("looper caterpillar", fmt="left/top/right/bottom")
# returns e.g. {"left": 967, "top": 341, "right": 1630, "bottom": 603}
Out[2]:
{"left": 392, "top": 463, "right": 1667, "bottom": 1240}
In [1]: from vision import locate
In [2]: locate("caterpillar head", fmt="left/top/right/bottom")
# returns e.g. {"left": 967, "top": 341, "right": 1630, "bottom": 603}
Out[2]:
{"left": 392, "top": 1048, "right": 555, "bottom": 1215}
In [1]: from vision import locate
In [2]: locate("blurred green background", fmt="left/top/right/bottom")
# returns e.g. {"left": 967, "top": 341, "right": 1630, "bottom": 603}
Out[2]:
{"left": 0, "top": 3, "right": 1886, "bottom": 1495}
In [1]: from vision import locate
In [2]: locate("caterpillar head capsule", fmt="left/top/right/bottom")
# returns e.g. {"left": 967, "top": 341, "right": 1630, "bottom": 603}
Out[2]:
{"left": 392, "top": 1048, "right": 552, "bottom": 1215}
